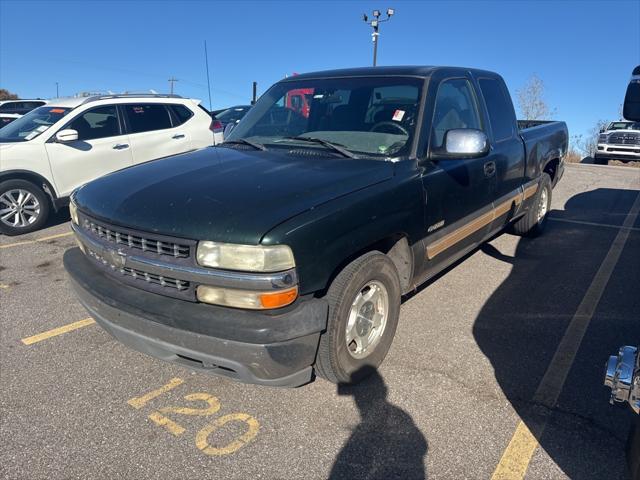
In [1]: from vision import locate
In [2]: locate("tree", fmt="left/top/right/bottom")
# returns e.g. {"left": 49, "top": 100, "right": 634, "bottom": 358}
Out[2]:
{"left": 516, "top": 74, "right": 556, "bottom": 120}
{"left": 571, "top": 119, "right": 609, "bottom": 158}
{"left": 0, "top": 88, "right": 19, "bottom": 100}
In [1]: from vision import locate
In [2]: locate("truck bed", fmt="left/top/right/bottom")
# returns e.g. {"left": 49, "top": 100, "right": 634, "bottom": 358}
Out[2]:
{"left": 517, "top": 119, "right": 557, "bottom": 131}
{"left": 518, "top": 120, "right": 568, "bottom": 184}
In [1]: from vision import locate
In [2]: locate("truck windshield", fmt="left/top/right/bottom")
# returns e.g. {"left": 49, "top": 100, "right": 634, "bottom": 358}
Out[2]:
{"left": 0, "top": 106, "right": 72, "bottom": 143}
{"left": 608, "top": 121, "right": 640, "bottom": 130}
{"left": 226, "top": 76, "right": 424, "bottom": 158}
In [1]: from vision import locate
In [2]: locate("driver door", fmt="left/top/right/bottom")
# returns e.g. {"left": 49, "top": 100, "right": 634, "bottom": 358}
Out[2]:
{"left": 417, "top": 77, "right": 495, "bottom": 279}
{"left": 45, "top": 105, "right": 133, "bottom": 196}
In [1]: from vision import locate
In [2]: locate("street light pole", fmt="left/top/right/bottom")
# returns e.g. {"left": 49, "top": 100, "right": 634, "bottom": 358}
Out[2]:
{"left": 55, "top": 82, "right": 59, "bottom": 98}
{"left": 363, "top": 8, "right": 395, "bottom": 67}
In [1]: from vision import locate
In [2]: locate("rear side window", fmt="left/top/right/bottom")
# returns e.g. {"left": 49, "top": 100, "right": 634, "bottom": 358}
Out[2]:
{"left": 124, "top": 104, "right": 172, "bottom": 133}
{"left": 69, "top": 105, "right": 120, "bottom": 141}
{"left": 479, "top": 78, "right": 515, "bottom": 141}
{"left": 0, "top": 102, "right": 18, "bottom": 113}
{"left": 22, "top": 101, "right": 45, "bottom": 111}
{"left": 169, "top": 104, "right": 194, "bottom": 126}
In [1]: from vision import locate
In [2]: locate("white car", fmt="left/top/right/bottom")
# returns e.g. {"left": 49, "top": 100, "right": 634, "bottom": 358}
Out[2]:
{"left": 0, "top": 94, "right": 219, "bottom": 235}
{"left": 0, "top": 99, "right": 48, "bottom": 116}
{"left": 0, "top": 113, "right": 21, "bottom": 128}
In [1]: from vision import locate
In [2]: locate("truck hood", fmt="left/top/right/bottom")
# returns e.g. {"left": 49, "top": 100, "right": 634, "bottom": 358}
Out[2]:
{"left": 74, "top": 147, "right": 395, "bottom": 244}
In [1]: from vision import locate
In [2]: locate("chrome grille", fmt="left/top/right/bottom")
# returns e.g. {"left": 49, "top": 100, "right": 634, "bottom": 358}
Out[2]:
{"left": 82, "top": 219, "right": 190, "bottom": 258}
{"left": 87, "top": 248, "right": 189, "bottom": 291}
{"left": 609, "top": 132, "right": 640, "bottom": 145}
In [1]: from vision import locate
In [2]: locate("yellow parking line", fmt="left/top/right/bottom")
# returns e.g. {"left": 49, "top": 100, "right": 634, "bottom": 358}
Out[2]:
{"left": 491, "top": 421, "right": 539, "bottom": 479}
{"left": 21, "top": 317, "right": 95, "bottom": 345}
{"left": 0, "top": 231, "right": 73, "bottom": 249}
{"left": 491, "top": 190, "right": 640, "bottom": 479}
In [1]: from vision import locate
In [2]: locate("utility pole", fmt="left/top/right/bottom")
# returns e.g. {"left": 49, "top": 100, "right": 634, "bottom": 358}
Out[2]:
{"left": 168, "top": 77, "right": 178, "bottom": 94}
{"left": 55, "top": 82, "right": 59, "bottom": 98}
{"left": 251, "top": 81, "right": 257, "bottom": 105}
{"left": 362, "top": 8, "right": 395, "bottom": 67}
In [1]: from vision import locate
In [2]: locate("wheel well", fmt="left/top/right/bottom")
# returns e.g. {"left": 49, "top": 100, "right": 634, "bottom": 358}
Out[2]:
{"left": 0, "top": 171, "right": 58, "bottom": 208}
{"left": 543, "top": 158, "right": 560, "bottom": 183}
{"left": 319, "top": 234, "right": 414, "bottom": 297}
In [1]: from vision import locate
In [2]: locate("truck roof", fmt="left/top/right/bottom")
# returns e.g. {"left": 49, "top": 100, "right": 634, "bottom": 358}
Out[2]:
{"left": 282, "top": 65, "right": 500, "bottom": 81}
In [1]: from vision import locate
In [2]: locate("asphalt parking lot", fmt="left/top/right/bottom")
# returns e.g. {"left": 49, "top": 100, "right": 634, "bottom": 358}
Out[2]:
{"left": 1, "top": 163, "right": 639, "bottom": 479}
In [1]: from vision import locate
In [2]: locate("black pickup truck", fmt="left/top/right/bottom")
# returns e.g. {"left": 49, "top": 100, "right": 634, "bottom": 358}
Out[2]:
{"left": 64, "top": 66, "right": 568, "bottom": 387}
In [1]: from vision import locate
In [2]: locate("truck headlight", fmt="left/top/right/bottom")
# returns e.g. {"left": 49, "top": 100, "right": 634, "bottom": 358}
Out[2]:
{"left": 196, "top": 285, "right": 298, "bottom": 309}
{"left": 598, "top": 134, "right": 608, "bottom": 143}
{"left": 196, "top": 241, "right": 295, "bottom": 272}
{"left": 69, "top": 200, "right": 79, "bottom": 225}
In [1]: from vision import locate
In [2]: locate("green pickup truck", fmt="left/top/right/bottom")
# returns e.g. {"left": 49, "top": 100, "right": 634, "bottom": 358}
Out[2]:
{"left": 64, "top": 66, "right": 568, "bottom": 387}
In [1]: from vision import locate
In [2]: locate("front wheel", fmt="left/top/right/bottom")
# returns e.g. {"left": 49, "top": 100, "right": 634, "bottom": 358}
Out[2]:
{"left": 512, "top": 173, "right": 552, "bottom": 238}
{"left": 315, "top": 252, "right": 401, "bottom": 384}
{"left": 0, "top": 179, "right": 50, "bottom": 236}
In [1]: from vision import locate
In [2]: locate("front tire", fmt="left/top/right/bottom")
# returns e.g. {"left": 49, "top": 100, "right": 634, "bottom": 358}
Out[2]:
{"left": 315, "top": 252, "right": 401, "bottom": 384}
{"left": 512, "top": 173, "right": 552, "bottom": 238}
{"left": 0, "top": 179, "right": 50, "bottom": 236}
{"left": 593, "top": 155, "right": 608, "bottom": 165}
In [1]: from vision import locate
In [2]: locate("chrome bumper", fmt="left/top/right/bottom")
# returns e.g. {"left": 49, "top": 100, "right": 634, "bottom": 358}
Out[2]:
{"left": 604, "top": 345, "right": 640, "bottom": 414}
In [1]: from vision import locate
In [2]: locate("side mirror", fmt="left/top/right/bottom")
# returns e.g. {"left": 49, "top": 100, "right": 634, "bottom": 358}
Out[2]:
{"left": 56, "top": 129, "right": 78, "bottom": 142}
{"left": 433, "top": 129, "right": 489, "bottom": 159}
{"left": 623, "top": 65, "right": 640, "bottom": 122}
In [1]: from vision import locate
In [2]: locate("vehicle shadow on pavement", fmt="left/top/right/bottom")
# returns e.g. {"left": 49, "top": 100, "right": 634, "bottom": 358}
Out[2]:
{"left": 474, "top": 188, "right": 640, "bottom": 479}
{"left": 329, "top": 366, "right": 428, "bottom": 480}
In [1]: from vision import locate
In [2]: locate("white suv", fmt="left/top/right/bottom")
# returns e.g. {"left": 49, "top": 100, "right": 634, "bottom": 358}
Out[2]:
{"left": 0, "top": 94, "right": 219, "bottom": 235}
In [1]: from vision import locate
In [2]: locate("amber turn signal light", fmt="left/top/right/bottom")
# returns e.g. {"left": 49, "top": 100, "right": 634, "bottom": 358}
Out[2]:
{"left": 259, "top": 287, "right": 298, "bottom": 309}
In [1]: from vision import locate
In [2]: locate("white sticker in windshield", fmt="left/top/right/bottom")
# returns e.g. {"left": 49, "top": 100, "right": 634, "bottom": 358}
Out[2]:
{"left": 23, "top": 125, "right": 49, "bottom": 140}
{"left": 392, "top": 110, "right": 405, "bottom": 121}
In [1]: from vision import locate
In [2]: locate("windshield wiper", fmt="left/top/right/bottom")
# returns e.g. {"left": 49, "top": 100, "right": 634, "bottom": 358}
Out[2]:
{"left": 220, "top": 139, "right": 267, "bottom": 151}
{"left": 282, "top": 136, "right": 358, "bottom": 159}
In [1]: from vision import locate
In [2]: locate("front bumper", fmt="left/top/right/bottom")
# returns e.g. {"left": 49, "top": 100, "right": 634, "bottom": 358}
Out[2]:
{"left": 64, "top": 248, "right": 328, "bottom": 387}
{"left": 596, "top": 144, "right": 640, "bottom": 161}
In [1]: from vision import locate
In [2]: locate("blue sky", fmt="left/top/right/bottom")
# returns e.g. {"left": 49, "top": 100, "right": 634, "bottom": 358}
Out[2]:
{"left": 1, "top": 0, "right": 638, "bottom": 140}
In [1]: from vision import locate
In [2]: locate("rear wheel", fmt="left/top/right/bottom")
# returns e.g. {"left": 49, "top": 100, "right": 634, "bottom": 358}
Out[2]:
{"left": 0, "top": 179, "right": 50, "bottom": 236}
{"left": 315, "top": 252, "right": 401, "bottom": 384}
{"left": 512, "top": 173, "right": 552, "bottom": 238}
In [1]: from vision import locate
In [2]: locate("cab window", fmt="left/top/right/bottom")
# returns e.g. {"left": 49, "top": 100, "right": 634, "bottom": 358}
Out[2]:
{"left": 69, "top": 106, "right": 121, "bottom": 141}
{"left": 124, "top": 104, "right": 172, "bottom": 133}
{"left": 431, "top": 79, "right": 482, "bottom": 149}
{"left": 478, "top": 78, "right": 515, "bottom": 141}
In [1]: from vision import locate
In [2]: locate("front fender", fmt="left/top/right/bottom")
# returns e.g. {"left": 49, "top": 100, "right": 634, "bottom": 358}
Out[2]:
{"left": 262, "top": 168, "right": 424, "bottom": 295}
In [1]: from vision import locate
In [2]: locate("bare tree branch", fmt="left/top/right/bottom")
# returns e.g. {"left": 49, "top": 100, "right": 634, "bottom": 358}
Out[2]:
{"left": 516, "top": 74, "right": 556, "bottom": 120}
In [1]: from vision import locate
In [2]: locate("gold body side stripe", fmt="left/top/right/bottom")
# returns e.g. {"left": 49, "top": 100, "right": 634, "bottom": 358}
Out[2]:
{"left": 426, "top": 182, "right": 539, "bottom": 260}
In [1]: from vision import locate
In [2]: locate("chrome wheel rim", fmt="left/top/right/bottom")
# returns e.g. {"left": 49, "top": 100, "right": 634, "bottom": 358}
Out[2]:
{"left": 0, "top": 189, "right": 41, "bottom": 228}
{"left": 345, "top": 280, "right": 389, "bottom": 359}
{"left": 537, "top": 187, "right": 548, "bottom": 223}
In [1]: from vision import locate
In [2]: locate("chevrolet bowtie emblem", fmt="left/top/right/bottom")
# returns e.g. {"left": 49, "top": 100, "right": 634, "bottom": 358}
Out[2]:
{"left": 105, "top": 248, "right": 126, "bottom": 268}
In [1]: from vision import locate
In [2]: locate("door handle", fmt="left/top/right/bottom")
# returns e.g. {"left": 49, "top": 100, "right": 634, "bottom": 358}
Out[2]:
{"left": 172, "top": 134, "right": 186, "bottom": 140}
{"left": 113, "top": 143, "right": 129, "bottom": 150}
{"left": 484, "top": 161, "right": 496, "bottom": 177}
